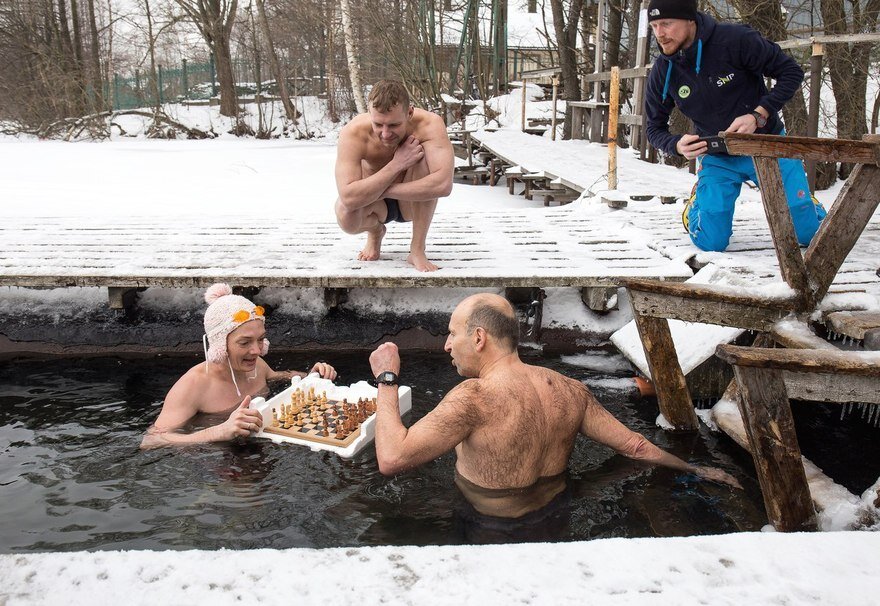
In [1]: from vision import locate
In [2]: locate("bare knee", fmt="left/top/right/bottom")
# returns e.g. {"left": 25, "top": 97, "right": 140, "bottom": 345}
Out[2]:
{"left": 335, "top": 199, "right": 364, "bottom": 234}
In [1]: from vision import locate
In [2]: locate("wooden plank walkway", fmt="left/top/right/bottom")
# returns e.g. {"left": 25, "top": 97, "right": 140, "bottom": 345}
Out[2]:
{"left": 2, "top": 200, "right": 877, "bottom": 307}
{"left": 0, "top": 209, "right": 695, "bottom": 289}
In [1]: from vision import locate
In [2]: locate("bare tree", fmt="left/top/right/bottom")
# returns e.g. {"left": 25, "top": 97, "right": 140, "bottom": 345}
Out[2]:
{"left": 254, "top": 0, "right": 298, "bottom": 120}
{"left": 173, "top": 0, "right": 240, "bottom": 116}
{"left": 820, "top": 0, "right": 880, "bottom": 177}
{"left": 339, "top": 0, "right": 366, "bottom": 112}
{"left": 550, "top": 0, "right": 585, "bottom": 138}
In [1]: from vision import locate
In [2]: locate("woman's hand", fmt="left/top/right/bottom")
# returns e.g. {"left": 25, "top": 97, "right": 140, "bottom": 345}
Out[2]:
{"left": 309, "top": 362, "right": 337, "bottom": 381}
{"left": 215, "top": 396, "right": 263, "bottom": 440}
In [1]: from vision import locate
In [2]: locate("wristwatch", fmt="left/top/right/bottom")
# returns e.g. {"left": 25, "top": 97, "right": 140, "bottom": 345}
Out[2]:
{"left": 371, "top": 371, "right": 399, "bottom": 386}
{"left": 750, "top": 110, "right": 768, "bottom": 128}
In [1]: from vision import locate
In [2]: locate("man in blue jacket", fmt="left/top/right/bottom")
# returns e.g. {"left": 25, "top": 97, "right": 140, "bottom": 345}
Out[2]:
{"left": 644, "top": 0, "right": 825, "bottom": 252}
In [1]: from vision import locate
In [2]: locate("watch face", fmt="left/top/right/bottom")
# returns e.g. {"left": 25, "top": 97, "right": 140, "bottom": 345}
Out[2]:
{"left": 378, "top": 371, "right": 398, "bottom": 384}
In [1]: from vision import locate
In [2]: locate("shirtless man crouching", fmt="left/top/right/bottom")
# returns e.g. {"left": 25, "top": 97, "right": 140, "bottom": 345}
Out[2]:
{"left": 334, "top": 79, "right": 454, "bottom": 272}
{"left": 369, "top": 293, "right": 740, "bottom": 524}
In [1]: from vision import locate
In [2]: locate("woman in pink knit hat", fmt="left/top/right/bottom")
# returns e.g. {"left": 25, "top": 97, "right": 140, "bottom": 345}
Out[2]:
{"left": 142, "top": 283, "right": 337, "bottom": 448}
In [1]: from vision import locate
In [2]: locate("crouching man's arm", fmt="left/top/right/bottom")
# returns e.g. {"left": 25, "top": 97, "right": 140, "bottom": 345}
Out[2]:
{"left": 579, "top": 386, "right": 741, "bottom": 489}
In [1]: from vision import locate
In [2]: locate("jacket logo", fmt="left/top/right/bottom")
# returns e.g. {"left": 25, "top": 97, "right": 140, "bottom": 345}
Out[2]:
{"left": 716, "top": 73, "right": 735, "bottom": 87}
{"left": 678, "top": 85, "right": 691, "bottom": 99}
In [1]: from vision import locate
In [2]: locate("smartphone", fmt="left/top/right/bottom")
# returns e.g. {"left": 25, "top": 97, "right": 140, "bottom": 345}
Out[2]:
{"left": 697, "top": 135, "right": 728, "bottom": 155}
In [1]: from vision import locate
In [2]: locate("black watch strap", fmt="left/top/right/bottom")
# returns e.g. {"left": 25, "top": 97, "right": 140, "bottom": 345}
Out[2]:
{"left": 750, "top": 110, "right": 767, "bottom": 128}
{"left": 371, "top": 371, "right": 399, "bottom": 386}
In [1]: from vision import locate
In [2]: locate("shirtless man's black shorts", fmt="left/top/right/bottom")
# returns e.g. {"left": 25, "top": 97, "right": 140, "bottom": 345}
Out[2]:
{"left": 383, "top": 198, "right": 408, "bottom": 224}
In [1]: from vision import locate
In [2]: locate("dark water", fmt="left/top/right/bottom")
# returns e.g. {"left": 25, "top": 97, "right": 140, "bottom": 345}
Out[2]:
{"left": 0, "top": 350, "right": 770, "bottom": 552}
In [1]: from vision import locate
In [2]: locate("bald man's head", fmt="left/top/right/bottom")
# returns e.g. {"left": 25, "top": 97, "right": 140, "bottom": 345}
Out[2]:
{"left": 459, "top": 294, "right": 519, "bottom": 352}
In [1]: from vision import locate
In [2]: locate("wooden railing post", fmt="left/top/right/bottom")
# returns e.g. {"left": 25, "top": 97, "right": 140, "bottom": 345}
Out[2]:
{"left": 631, "top": 311, "right": 698, "bottom": 431}
{"left": 804, "top": 144, "right": 880, "bottom": 302}
{"left": 751, "top": 156, "right": 813, "bottom": 309}
{"left": 730, "top": 364, "right": 818, "bottom": 532}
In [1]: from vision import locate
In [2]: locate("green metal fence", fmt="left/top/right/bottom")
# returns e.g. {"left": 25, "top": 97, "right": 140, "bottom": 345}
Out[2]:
{"left": 112, "top": 58, "right": 216, "bottom": 110}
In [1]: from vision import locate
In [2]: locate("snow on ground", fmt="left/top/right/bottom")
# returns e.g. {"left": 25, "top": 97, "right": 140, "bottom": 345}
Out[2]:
{"left": 2, "top": 532, "right": 878, "bottom": 606}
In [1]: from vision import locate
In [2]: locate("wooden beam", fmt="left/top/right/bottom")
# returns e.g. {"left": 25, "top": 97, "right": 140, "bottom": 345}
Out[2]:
{"left": 804, "top": 163, "right": 880, "bottom": 301}
{"left": 582, "top": 65, "right": 651, "bottom": 83}
{"left": 825, "top": 311, "right": 880, "bottom": 340}
{"left": 783, "top": 371, "right": 880, "bottom": 404}
{"left": 722, "top": 132, "right": 880, "bottom": 166}
{"left": 581, "top": 286, "right": 618, "bottom": 312}
{"left": 0, "top": 274, "right": 689, "bottom": 290}
{"left": 732, "top": 364, "right": 818, "bottom": 532}
{"left": 107, "top": 287, "right": 141, "bottom": 311}
{"left": 631, "top": 312, "right": 698, "bottom": 431}
{"left": 770, "top": 320, "right": 838, "bottom": 350}
{"left": 751, "top": 157, "right": 813, "bottom": 309}
{"left": 623, "top": 278, "right": 797, "bottom": 331}
{"left": 716, "top": 345, "right": 880, "bottom": 376}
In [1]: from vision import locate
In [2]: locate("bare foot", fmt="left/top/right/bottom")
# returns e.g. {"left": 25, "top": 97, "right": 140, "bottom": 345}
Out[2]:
{"left": 407, "top": 251, "right": 439, "bottom": 272}
{"left": 358, "top": 224, "right": 386, "bottom": 261}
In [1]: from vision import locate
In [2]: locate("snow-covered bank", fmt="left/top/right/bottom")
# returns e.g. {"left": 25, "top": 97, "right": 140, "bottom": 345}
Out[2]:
{"left": 2, "top": 532, "right": 878, "bottom": 605}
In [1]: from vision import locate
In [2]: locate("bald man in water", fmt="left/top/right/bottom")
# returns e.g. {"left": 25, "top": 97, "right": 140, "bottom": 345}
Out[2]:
{"left": 369, "top": 293, "right": 739, "bottom": 523}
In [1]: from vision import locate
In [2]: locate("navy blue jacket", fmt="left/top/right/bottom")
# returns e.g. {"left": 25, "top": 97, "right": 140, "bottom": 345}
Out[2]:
{"left": 644, "top": 12, "right": 804, "bottom": 156}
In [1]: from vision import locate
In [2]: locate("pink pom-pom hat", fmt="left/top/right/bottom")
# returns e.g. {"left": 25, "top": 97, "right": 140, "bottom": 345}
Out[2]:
{"left": 202, "top": 283, "right": 269, "bottom": 364}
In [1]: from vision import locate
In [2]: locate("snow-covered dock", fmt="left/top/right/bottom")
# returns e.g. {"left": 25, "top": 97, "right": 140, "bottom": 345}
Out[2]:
{"left": 1, "top": 193, "right": 876, "bottom": 309}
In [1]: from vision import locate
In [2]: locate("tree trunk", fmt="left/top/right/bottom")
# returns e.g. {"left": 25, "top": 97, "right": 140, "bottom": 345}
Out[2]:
{"left": 86, "top": 0, "right": 104, "bottom": 111}
{"left": 254, "top": 0, "right": 298, "bottom": 121}
{"left": 820, "top": 0, "right": 880, "bottom": 178}
{"left": 143, "top": 0, "right": 161, "bottom": 110}
{"left": 550, "top": 0, "right": 584, "bottom": 139}
{"left": 326, "top": 0, "right": 338, "bottom": 121}
{"left": 214, "top": 33, "right": 238, "bottom": 117}
{"left": 173, "top": 0, "right": 239, "bottom": 118}
{"left": 339, "top": 0, "right": 366, "bottom": 113}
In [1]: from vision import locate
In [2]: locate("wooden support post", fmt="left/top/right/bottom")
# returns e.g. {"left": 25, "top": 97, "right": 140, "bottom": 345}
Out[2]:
{"left": 581, "top": 286, "right": 618, "bottom": 312}
{"left": 608, "top": 66, "right": 620, "bottom": 190}
{"left": 751, "top": 156, "right": 813, "bottom": 309}
{"left": 806, "top": 43, "right": 823, "bottom": 191}
{"left": 323, "top": 288, "right": 348, "bottom": 309}
{"left": 521, "top": 78, "right": 527, "bottom": 133}
{"left": 730, "top": 364, "right": 818, "bottom": 532}
{"left": 108, "top": 287, "right": 142, "bottom": 311}
{"left": 571, "top": 106, "right": 584, "bottom": 140}
{"left": 631, "top": 311, "right": 698, "bottom": 431}
{"left": 804, "top": 160, "right": 880, "bottom": 302}
{"left": 551, "top": 75, "right": 559, "bottom": 141}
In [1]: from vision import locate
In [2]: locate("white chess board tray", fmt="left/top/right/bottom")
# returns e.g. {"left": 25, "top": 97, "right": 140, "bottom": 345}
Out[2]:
{"left": 250, "top": 374, "right": 412, "bottom": 458}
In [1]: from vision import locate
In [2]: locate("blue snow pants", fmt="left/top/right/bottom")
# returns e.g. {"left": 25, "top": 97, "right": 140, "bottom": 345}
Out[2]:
{"left": 687, "top": 153, "right": 826, "bottom": 252}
